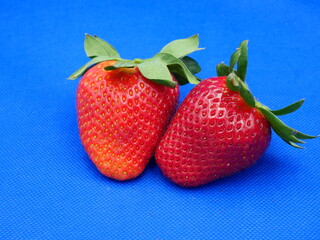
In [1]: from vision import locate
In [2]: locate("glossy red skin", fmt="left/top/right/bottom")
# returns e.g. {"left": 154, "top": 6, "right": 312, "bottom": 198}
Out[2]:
{"left": 155, "top": 77, "right": 271, "bottom": 187}
{"left": 76, "top": 61, "right": 179, "bottom": 180}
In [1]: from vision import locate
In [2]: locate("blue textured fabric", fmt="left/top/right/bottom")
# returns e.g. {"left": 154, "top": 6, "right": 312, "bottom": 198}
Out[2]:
{"left": 1, "top": 0, "right": 320, "bottom": 239}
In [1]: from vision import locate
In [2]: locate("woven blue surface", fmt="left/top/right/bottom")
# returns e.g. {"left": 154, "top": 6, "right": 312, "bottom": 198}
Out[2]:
{"left": 1, "top": 0, "right": 320, "bottom": 239}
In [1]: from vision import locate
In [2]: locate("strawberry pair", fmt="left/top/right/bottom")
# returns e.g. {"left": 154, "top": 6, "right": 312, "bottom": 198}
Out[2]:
{"left": 69, "top": 35, "right": 317, "bottom": 187}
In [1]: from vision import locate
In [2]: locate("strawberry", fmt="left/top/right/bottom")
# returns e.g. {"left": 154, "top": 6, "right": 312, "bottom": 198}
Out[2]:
{"left": 69, "top": 34, "right": 202, "bottom": 180}
{"left": 155, "top": 41, "right": 317, "bottom": 187}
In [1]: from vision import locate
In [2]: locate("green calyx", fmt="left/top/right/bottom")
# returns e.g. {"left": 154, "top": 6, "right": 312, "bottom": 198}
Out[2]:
{"left": 68, "top": 34, "right": 203, "bottom": 88}
{"left": 216, "top": 40, "right": 318, "bottom": 148}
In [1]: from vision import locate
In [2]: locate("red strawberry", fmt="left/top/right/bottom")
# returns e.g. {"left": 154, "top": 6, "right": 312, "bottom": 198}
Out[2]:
{"left": 69, "top": 34, "right": 202, "bottom": 180}
{"left": 155, "top": 41, "right": 317, "bottom": 187}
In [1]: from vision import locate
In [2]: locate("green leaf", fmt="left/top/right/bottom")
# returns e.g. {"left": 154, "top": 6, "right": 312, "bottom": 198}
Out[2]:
{"left": 84, "top": 34, "right": 120, "bottom": 59}
{"left": 258, "top": 106, "right": 304, "bottom": 143}
{"left": 237, "top": 40, "right": 248, "bottom": 82}
{"left": 293, "top": 131, "right": 318, "bottom": 140}
{"left": 237, "top": 81, "right": 256, "bottom": 108}
{"left": 216, "top": 63, "right": 231, "bottom": 77}
{"left": 227, "top": 73, "right": 255, "bottom": 107}
{"left": 154, "top": 53, "right": 200, "bottom": 85}
{"left": 271, "top": 99, "right": 305, "bottom": 116}
{"left": 104, "top": 60, "right": 136, "bottom": 70}
{"left": 181, "top": 56, "right": 201, "bottom": 74}
{"left": 168, "top": 71, "right": 188, "bottom": 85}
{"left": 229, "top": 49, "right": 241, "bottom": 73}
{"left": 68, "top": 56, "right": 120, "bottom": 80}
{"left": 137, "top": 59, "right": 177, "bottom": 88}
{"left": 256, "top": 103, "right": 318, "bottom": 147}
{"left": 226, "top": 72, "right": 241, "bottom": 91}
{"left": 160, "top": 34, "right": 204, "bottom": 58}
{"left": 273, "top": 128, "right": 305, "bottom": 149}
{"left": 223, "top": 40, "right": 248, "bottom": 82}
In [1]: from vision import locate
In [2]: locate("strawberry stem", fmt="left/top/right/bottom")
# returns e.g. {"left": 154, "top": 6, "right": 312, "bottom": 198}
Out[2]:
{"left": 133, "top": 58, "right": 143, "bottom": 64}
{"left": 271, "top": 99, "right": 305, "bottom": 116}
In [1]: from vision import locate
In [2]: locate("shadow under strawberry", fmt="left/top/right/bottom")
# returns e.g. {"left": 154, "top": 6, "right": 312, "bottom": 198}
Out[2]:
{"left": 158, "top": 149, "right": 297, "bottom": 192}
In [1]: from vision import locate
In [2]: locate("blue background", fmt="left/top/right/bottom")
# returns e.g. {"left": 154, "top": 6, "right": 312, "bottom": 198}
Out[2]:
{"left": 1, "top": 0, "right": 320, "bottom": 239}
